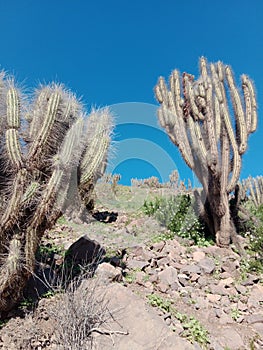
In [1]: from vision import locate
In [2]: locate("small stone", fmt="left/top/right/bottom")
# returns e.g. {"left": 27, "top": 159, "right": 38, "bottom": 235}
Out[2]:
{"left": 151, "top": 241, "right": 166, "bottom": 252}
{"left": 218, "top": 277, "right": 234, "bottom": 287}
{"left": 165, "top": 317, "right": 172, "bottom": 326}
{"left": 190, "top": 273, "right": 200, "bottom": 282}
{"left": 127, "top": 259, "right": 149, "bottom": 270}
{"left": 130, "top": 245, "right": 152, "bottom": 261}
{"left": 157, "top": 257, "right": 171, "bottom": 267}
{"left": 226, "top": 287, "right": 238, "bottom": 297}
{"left": 192, "top": 251, "right": 206, "bottom": 262}
{"left": 216, "top": 327, "right": 244, "bottom": 349}
{"left": 195, "top": 296, "right": 209, "bottom": 310}
{"left": 220, "top": 271, "right": 232, "bottom": 279}
{"left": 219, "top": 312, "right": 234, "bottom": 325}
{"left": 157, "top": 281, "right": 169, "bottom": 293}
{"left": 149, "top": 273, "right": 158, "bottom": 284}
{"left": 235, "top": 284, "right": 247, "bottom": 295}
{"left": 247, "top": 285, "right": 263, "bottom": 308}
{"left": 197, "top": 275, "right": 209, "bottom": 287}
{"left": 237, "top": 300, "right": 248, "bottom": 312}
{"left": 209, "top": 284, "right": 228, "bottom": 296}
{"left": 95, "top": 262, "right": 122, "bottom": 283}
{"left": 178, "top": 273, "right": 190, "bottom": 287}
{"left": 198, "top": 258, "right": 216, "bottom": 274}
{"left": 207, "top": 293, "right": 221, "bottom": 303}
{"left": 241, "top": 274, "right": 260, "bottom": 286}
{"left": 180, "top": 264, "right": 202, "bottom": 275}
{"left": 220, "top": 295, "right": 231, "bottom": 307}
{"left": 158, "top": 266, "right": 178, "bottom": 286}
{"left": 245, "top": 314, "right": 263, "bottom": 324}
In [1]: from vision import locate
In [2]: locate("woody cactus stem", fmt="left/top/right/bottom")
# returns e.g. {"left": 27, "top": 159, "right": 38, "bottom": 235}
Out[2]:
{"left": 155, "top": 57, "right": 257, "bottom": 247}
{"left": 0, "top": 74, "right": 113, "bottom": 316}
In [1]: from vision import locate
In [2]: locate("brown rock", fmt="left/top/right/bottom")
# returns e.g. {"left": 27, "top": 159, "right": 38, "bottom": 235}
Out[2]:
{"left": 192, "top": 251, "right": 206, "bottom": 262}
{"left": 198, "top": 258, "right": 216, "bottom": 274}
{"left": 235, "top": 284, "right": 247, "bottom": 295}
{"left": 237, "top": 300, "right": 248, "bottom": 312}
{"left": 245, "top": 313, "right": 263, "bottom": 324}
{"left": 247, "top": 285, "right": 263, "bottom": 308}
{"left": 127, "top": 259, "right": 149, "bottom": 270}
{"left": 65, "top": 235, "right": 105, "bottom": 264}
{"left": 93, "top": 283, "right": 196, "bottom": 350}
{"left": 218, "top": 277, "right": 234, "bottom": 287}
{"left": 157, "top": 257, "right": 171, "bottom": 267}
{"left": 213, "top": 327, "right": 244, "bottom": 349}
{"left": 207, "top": 293, "right": 221, "bottom": 303}
{"left": 95, "top": 262, "right": 122, "bottom": 283}
{"left": 158, "top": 266, "right": 179, "bottom": 286}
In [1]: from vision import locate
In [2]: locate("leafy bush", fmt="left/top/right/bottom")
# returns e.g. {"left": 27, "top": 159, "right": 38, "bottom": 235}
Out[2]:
{"left": 143, "top": 194, "right": 208, "bottom": 245}
{"left": 240, "top": 203, "right": 263, "bottom": 273}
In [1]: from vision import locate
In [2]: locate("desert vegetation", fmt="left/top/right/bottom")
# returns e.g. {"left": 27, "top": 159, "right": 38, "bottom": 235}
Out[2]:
{"left": 0, "top": 58, "right": 263, "bottom": 349}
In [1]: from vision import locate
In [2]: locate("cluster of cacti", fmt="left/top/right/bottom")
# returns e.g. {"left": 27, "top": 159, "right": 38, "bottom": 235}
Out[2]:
{"left": 240, "top": 176, "right": 263, "bottom": 208}
{"left": 155, "top": 57, "right": 257, "bottom": 247}
{"left": 0, "top": 73, "right": 113, "bottom": 317}
{"left": 168, "top": 169, "right": 192, "bottom": 193}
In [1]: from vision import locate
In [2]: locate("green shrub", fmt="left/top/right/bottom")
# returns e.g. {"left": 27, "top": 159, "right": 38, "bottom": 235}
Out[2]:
{"left": 143, "top": 194, "right": 208, "bottom": 245}
{"left": 240, "top": 203, "right": 263, "bottom": 273}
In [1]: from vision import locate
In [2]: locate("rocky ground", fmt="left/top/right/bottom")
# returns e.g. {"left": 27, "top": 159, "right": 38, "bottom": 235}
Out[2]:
{"left": 0, "top": 187, "right": 263, "bottom": 350}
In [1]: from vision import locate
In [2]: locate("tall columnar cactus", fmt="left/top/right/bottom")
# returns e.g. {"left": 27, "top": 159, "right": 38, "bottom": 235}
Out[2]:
{"left": 155, "top": 57, "right": 257, "bottom": 247}
{"left": 0, "top": 73, "right": 113, "bottom": 316}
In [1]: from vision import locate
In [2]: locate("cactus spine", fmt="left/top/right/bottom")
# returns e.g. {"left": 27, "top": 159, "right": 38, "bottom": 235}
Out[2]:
{"left": 0, "top": 73, "right": 113, "bottom": 316}
{"left": 155, "top": 57, "right": 257, "bottom": 247}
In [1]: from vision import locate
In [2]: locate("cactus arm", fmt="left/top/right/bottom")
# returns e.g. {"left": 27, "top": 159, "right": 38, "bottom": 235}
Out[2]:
{"left": 214, "top": 95, "right": 221, "bottom": 142}
{"left": 241, "top": 75, "right": 257, "bottom": 133}
{"left": 27, "top": 90, "right": 61, "bottom": 163}
{"left": 156, "top": 72, "right": 194, "bottom": 169}
{"left": 218, "top": 98, "right": 241, "bottom": 193}
{"left": 28, "top": 87, "right": 51, "bottom": 140}
{"left": 4, "top": 85, "right": 23, "bottom": 169}
{"left": 0, "top": 169, "right": 28, "bottom": 235}
{"left": 79, "top": 108, "right": 113, "bottom": 187}
{"left": 225, "top": 66, "right": 247, "bottom": 154}
{"left": 6, "top": 86, "right": 20, "bottom": 129}
{"left": 5, "top": 129, "right": 23, "bottom": 169}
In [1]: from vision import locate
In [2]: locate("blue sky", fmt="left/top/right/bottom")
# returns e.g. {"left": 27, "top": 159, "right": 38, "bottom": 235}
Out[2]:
{"left": 0, "top": 1, "right": 262, "bottom": 185}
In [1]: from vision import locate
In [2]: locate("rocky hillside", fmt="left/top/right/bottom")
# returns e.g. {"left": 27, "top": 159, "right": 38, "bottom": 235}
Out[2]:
{"left": 0, "top": 186, "right": 262, "bottom": 350}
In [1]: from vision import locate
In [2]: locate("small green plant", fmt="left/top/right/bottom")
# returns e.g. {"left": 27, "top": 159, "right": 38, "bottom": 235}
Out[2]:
{"left": 230, "top": 307, "right": 241, "bottom": 321}
{"left": 249, "top": 334, "right": 260, "bottom": 350}
{"left": 143, "top": 274, "right": 150, "bottom": 283}
{"left": 18, "top": 297, "right": 35, "bottom": 312}
{"left": 57, "top": 216, "right": 68, "bottom": 225}
{"left": 124, "top": 268, "right": 141, "bottom": 284}
{"left": 146, "top": 293, "right": 172, "bottom": 312}
{"left": 36, "top": 243, "right": 65, "bottom": 262}
{"left": 151, "top": 231, "right": 175, "bottom": 243}
{"left": 0, "top": 319, "right": 8, "bottom": 329}
{"left": 146, "top": 293, "right": 210, "bottom": 348}
{"left": 42, "top": 290, "right": 56, "bottom": 299}
{"left": 174, "top": 311, "right": 210, "bottom": 347}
